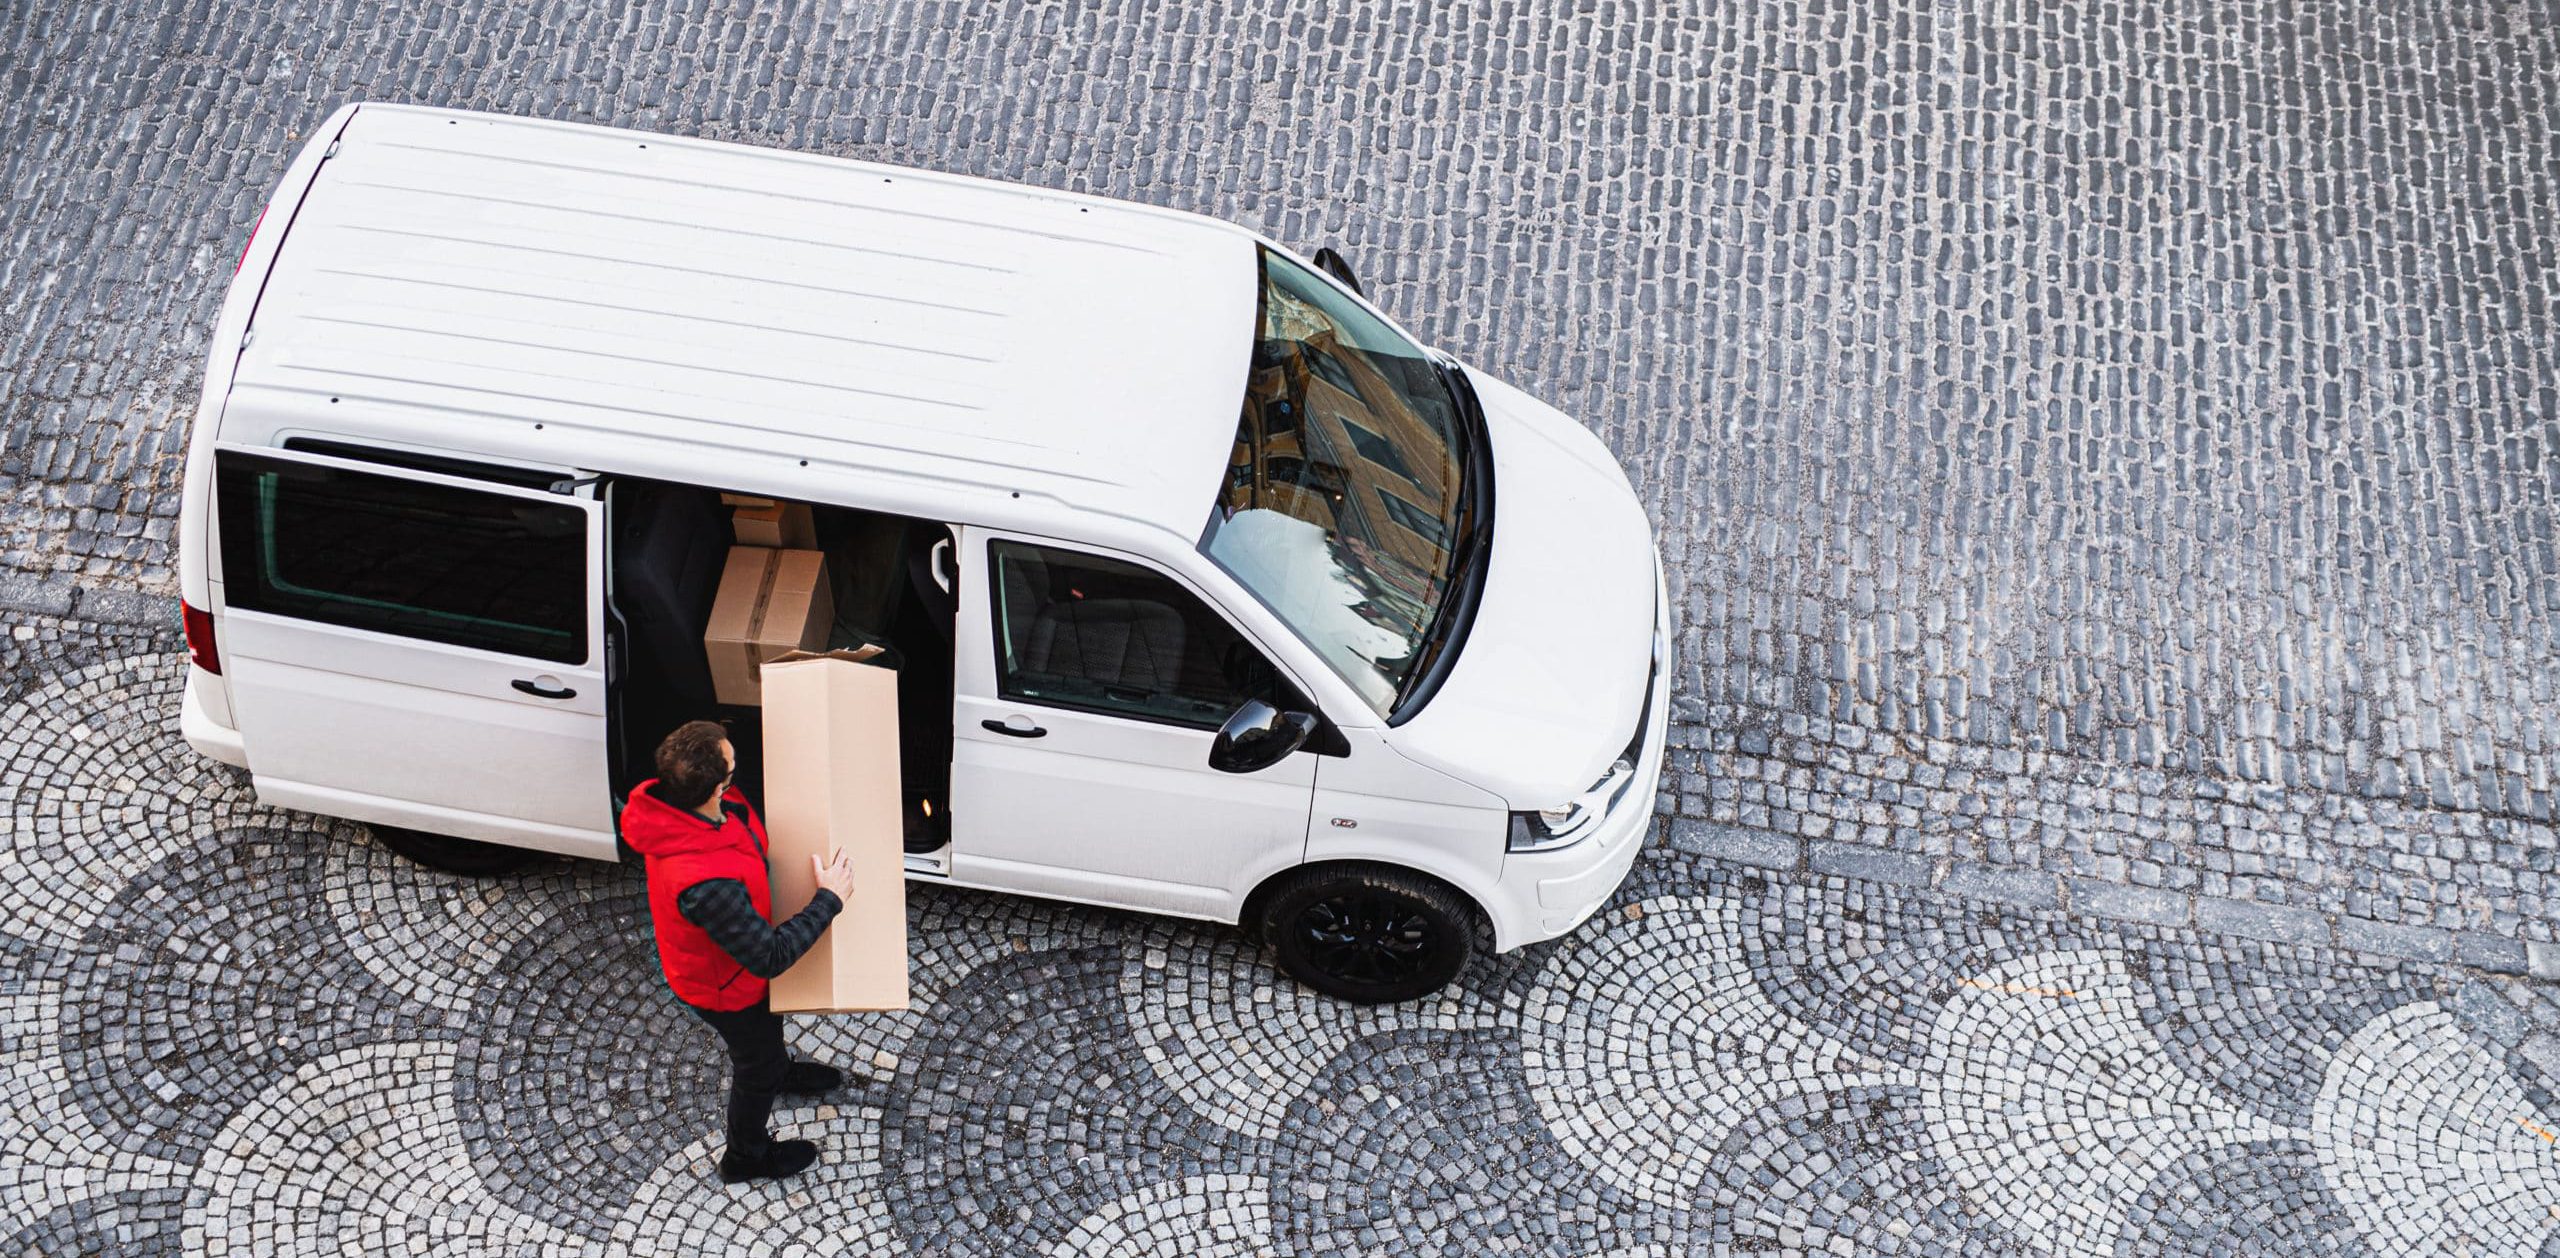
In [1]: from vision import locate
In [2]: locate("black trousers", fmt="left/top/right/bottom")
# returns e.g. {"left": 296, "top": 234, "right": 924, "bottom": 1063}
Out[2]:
{"left": 687, "top": 996, "right": 789, "bottom": 1157}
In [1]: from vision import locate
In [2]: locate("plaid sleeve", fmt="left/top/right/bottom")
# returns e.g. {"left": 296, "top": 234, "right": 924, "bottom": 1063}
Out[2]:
{"left": 675, "top": 879, "right": 843, "bottom": 980}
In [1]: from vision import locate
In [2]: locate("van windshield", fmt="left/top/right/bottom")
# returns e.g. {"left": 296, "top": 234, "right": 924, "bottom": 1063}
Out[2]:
{"left": 1201, "top": 248, "right": 1483, "bottom": 718}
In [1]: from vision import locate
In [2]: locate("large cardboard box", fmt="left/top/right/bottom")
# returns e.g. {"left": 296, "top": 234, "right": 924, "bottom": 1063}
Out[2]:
{"left": 704, "top": 547, "right": 834, "bottom": 705}
{"left": 732, "top": 500, "right": 816, "bottom": 548}
{"left": 759, "top": 648, "right": 909, "bottom": 1013}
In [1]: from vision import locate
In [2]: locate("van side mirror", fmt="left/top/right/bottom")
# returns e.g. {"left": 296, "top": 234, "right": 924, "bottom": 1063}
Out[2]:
{"left": 1210, "top": 698, "right": 1318, "bottom": 773}
{"left": 1311, "top": 247, "right": 1364, "bottom": 297}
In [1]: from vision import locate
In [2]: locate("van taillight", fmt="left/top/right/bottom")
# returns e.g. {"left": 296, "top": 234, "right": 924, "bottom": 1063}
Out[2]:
{"left": 182, "top": 600, "right": 221, "bottom": 675}
{"left": 234, "top": 206, "right": 268, "bottom": 275}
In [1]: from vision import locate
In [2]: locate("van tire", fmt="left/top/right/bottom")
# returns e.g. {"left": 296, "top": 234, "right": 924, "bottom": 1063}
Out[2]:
{"left": 1257, "top": 865, "right": 1474, "bottom": 1004}
{"left": 368, "top": 825, "right": 538, "bottom": 876}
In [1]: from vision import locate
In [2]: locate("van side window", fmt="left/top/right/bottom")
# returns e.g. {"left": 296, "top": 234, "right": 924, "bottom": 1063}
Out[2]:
{"left": 214, "top": 451, "right": 588, "bottom": 663}
{"left": 988, "top": 540, "right": 1303, "bottom": 729}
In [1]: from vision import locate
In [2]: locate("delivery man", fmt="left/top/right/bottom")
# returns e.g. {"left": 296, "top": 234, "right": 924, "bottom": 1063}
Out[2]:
{"left": 622, "top": 719, "right": 858, "bottom": 1183}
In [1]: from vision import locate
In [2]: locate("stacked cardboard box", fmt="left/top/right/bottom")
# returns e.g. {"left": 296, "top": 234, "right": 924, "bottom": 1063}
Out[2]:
{"left": 704, "top": 547, "right": 834, "bottom": 705}
{"left": 733, "top": 500, "right": 816, "bottom": 548}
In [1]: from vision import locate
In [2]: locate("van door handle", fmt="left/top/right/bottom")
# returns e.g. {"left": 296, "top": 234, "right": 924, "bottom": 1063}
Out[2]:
{"left": 512, "top": 678, "right": 578, "bottom": 700}
{"left": 981, "top": 718, "right": 1045, "bottom": 738}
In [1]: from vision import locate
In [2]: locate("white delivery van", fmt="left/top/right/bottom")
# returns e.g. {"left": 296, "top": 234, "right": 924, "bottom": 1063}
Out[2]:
{"left": 176, "top": 103, "right": 1669, "bottom": 1003}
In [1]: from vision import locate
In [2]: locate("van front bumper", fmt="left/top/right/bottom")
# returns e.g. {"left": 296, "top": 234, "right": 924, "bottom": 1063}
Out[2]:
{"left": 1494, "top": 746, "right": 1662, "bottom": 948}
{"left": 1486, "top": 559, "right": 1673, "bottom": 950}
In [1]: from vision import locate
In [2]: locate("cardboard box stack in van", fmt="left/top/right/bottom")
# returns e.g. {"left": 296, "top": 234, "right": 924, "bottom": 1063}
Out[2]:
{"left": 758, "top": 648, "right": 909, "bottom": 1013}
{"left": 731, "top": 500, "right": 815, "bottom": 549}
{"left": 704, "top": 548, "right": 835, "bottom": 705}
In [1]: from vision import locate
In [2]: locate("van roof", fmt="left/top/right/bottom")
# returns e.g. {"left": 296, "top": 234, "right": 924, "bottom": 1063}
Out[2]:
{"left": 223, "top": 103, "right": 1259, "bottom": 540}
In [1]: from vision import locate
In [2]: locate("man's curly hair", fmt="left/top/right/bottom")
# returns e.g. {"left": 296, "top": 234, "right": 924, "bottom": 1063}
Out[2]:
{"left": 653, "top": 719, "right": 732, "bottom": 808}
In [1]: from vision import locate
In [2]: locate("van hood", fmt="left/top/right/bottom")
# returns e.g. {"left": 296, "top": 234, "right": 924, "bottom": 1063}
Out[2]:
{"left": 1386, "top": 369, "right": 1659, "bottom": 809}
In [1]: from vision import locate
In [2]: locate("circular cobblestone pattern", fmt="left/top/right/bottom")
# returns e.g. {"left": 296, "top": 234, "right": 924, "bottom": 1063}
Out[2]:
{"left": 0, "top": 650, "right": 2554, "bottom": 1253}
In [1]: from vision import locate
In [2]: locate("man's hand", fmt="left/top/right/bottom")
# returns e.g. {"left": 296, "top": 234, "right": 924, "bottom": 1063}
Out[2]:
{"left": 812, "top": 848, "right": 856, "bottom": 902}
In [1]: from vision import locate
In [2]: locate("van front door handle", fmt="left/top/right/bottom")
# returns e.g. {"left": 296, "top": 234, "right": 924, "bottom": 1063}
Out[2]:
{"left": 512, "top": 678, "right": 578, "bottom": 700}
{"left": 981, "top": 718, "right": 1045, "bottom": 738}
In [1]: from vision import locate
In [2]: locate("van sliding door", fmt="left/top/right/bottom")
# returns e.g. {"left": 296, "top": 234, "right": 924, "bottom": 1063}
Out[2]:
{"left": 208, "top": 443, "right": 615, "bottom": 859}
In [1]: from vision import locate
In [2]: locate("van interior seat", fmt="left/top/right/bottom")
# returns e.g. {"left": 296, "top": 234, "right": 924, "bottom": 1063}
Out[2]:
{"left": 1025, "top": 599, "right": 1185, "bottom": 695}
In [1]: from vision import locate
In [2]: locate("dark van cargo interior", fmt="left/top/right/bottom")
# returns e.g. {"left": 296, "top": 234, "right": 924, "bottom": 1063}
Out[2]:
{"left": 605, "top": 478, "right": 955, "bottom": 851}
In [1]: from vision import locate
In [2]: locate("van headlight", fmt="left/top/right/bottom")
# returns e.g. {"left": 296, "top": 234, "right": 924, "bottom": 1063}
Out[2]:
{"left": 1508, "top": 754, "right": 1634, "bottom": 853}
{"left": 1508, "top": 807, "right": 1592, "bottom": 853}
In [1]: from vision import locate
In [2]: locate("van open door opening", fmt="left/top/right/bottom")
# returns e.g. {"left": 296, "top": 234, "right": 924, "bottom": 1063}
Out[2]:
{"left": 601, "top": 479, "right": 959, "bottom": 873}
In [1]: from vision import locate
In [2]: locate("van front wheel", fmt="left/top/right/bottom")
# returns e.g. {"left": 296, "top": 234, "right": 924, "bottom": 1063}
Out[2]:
{"left": 1258, "top": 866, "right": 1474, "bottom": 1004}
{"left": 368, "top": 825, "right": 538, "bottom": 877}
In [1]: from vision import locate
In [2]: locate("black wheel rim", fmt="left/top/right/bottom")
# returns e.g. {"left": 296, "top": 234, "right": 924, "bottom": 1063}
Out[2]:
{"left": 1295, "top": 891, "right": 1438, "bottom": 987}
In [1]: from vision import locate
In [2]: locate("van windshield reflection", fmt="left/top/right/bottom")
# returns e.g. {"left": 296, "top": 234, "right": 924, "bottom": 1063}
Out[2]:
{"left": 1201, "top": 249, "right": 1470, "bottom": 717}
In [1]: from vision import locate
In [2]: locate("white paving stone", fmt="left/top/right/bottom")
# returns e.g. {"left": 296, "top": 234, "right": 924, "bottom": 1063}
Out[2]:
{"left": 1522, "top": 894, "right": 1909, "bottom": 1208}
{"left": 2314, "top": 1001, "right": 2560, "bottom": 1257}
{"left": 1919, "top": 950, "right": 2297, "bottom": 1258}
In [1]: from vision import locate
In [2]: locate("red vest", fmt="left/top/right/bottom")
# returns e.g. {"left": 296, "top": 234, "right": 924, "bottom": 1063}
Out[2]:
{"left": 622, "top": 779, "right": 773, "bottom": 1010}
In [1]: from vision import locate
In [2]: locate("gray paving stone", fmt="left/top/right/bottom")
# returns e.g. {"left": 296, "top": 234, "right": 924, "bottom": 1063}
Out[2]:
{"left": 2070, "top": 880, "right": 2190, "bottom": 929}
{"left": 1805, "top": 838, "right": 1929, "bottom": 888}
{"left": 1666, "top": 820, "right": 1798, "bottom": 871}
{"left": 2455, "top": 931, "right": 2530, "bottom": 977}
{"left": 2528, "top": 941, "right": 2560, "bottom": 983}
{"left": 2195, "top": 898, "right": 2330, "bottom": 950}
{"left": 2450, "top": 981, "right": 2532, "bottom": 1049}
{"left": 2521, "top": 1033, "right": 2560, "bottom": 1084}
{"left": 1940, "top": 862, "right": 2061, "bottom": 912}
{"left": 2336, "top": 917, "right": 2454, "bottom": 965}
{"left": 0, "top": 573, "right": 77, "bottom": 617}
{"left": 70, "top": 586, "right": 167, "bottom": 628}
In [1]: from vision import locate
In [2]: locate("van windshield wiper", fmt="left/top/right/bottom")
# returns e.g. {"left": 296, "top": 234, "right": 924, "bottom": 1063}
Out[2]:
{"left": 1388, "top": 357, "right": 1496, "bottom": 724}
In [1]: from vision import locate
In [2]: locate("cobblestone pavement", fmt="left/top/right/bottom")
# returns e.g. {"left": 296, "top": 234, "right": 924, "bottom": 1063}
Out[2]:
{"left": 6, "top": 0, "right": 2560, "bottom": 1252}
{"left": 5, "top": 0, "right": 2559, "bottom": 951}
{"left": 11, "top": 638, "right": 2560, "bottom": 1255}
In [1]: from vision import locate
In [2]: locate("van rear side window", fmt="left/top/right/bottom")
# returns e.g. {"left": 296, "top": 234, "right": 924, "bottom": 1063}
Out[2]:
{"left": 214, "top": 451, "right": 588, "bottom": 663}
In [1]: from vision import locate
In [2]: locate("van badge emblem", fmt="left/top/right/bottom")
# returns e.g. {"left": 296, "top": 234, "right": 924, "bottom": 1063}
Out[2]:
{"left": 1330, "top": 817, "right": 1357, "bottom": 828}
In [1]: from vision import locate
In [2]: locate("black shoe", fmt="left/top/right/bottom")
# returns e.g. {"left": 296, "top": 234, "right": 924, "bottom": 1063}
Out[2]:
{"left": 718, "top": 1139, "right": 818, "bottom": 1183}
{"left": 780, "top": 1060, "right": 845, "bottom": 1096}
